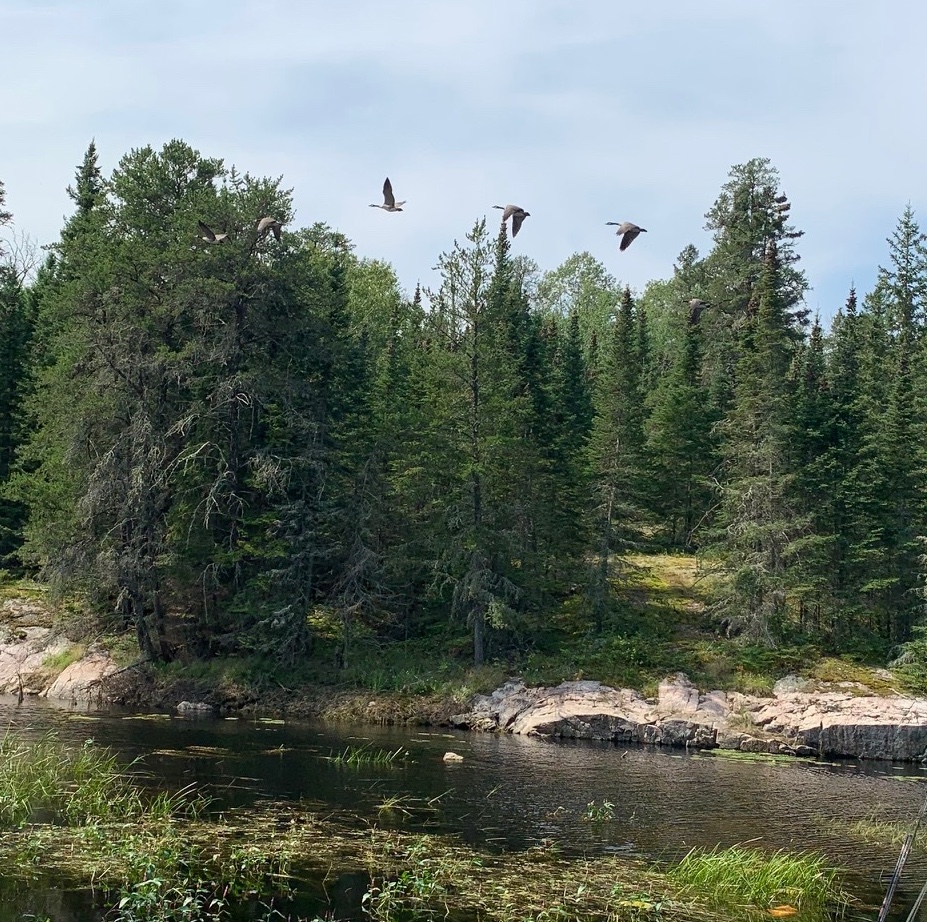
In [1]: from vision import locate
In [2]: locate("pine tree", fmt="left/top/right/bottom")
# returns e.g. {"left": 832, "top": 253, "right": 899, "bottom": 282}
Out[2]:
{"left": 645, "top": 302, "right": 717, "bottom": 547}
{"left": 0, "top": 182, "right": 37, "bottom": 566}
{"left": 712, "top": 242, "right": 807, "bottom": 642}
{"left": 585, "top": 286, "right": 647, "bottom": 631}
{"left": 12, "top": 141, "right": 351, "bottom": 662}
{"left": 415, "top": 220, "right": 529, "bottom": 664}
{"left": 841, "top": 211, "right": 927, "bottom": 641}
{"left": 701, "top": 159, "right": 809, "bottom": 420}
{"left": 786, "top": 316, "right": 841, "bottom": 632}
{"left": 545, "top": 311, "right": 594, "bottom": 576}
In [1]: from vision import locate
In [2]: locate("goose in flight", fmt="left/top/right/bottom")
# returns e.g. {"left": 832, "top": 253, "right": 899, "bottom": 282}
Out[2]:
{"left": 606, "top": 221, "right": 647, "bottom": 251}
{"left": 198, "top": 221, "right": 228, "bottom": 243}
{"left": 370, "top": 177, "right": 405, "bottom": 212}
{"left": 493, "top": 204, "right": 530, "bottom": 237}
{"left": 688, "top": 299, "right": 711, "bottom": 324}
{"left": 256, "top": 216, "right": 283, "bottom": 241}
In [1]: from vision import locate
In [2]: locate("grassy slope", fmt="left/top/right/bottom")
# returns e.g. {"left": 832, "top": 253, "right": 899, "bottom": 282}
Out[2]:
{"left": 0, "top": 553, "right": 907, "bottom": 716}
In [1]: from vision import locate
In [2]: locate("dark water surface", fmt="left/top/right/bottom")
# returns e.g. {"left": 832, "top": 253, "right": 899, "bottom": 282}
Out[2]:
{"left": 2, "top": 694, "right": 926, "bottom": 920}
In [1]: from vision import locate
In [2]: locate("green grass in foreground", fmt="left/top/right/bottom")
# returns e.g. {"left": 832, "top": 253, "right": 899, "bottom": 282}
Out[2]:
{"left": 668, "top": 845, "right": 848, "bottom": 914}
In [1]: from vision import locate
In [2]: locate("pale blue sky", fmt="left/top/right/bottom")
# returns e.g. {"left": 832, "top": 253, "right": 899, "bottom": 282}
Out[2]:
{"left": 2, "top": 1, "right": 925, "bottom": 322}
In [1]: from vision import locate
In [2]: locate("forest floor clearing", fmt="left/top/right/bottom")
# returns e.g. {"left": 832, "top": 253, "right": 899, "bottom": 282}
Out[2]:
{"left": 0, "top": 552, "right": 910, "bottom": 726}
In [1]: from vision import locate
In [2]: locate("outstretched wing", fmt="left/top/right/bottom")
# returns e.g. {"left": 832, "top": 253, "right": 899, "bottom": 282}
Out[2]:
{"left": 198, "top": 220, "right": 216, "bottom": 241}
{"left": 383, "top": 177, "right": 396, "bottom": 208}
{"left": 271, "top": 221, "right": 282, "bottom": 241}
{"left": 511, "top": 211, "right": 526, "bottom": 237}
{"left": 619, "top": 227, "right": 641, "bottom": 251}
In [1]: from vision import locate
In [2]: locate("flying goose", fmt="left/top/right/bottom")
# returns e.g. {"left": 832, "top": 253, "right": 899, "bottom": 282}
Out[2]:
{"left": 688, "top": 299, "right": 711, "bottom": 324}
{"left": 606, "top": 221, "right": 647, "bottom": 251}
{"left": 370, "top": 177, "right": 405, "bottom": 212}
{"left": 256, "top": 216, "right": 283, "bottom": 241}
{"left": 493, "top": 204, "right": 530, "bottom": 237}
{"left": 197, "top": 221, "right": 228, "bottom": 243}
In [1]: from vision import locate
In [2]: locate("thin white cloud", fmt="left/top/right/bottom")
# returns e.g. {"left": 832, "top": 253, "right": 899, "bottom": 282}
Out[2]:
{"left": 2, "top": 0, "right": 926, "bottom": 316}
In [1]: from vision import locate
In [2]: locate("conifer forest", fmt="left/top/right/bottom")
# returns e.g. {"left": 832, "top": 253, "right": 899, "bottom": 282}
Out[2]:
{"left": 2, "top": 143, "right": 926, "bottom": 676}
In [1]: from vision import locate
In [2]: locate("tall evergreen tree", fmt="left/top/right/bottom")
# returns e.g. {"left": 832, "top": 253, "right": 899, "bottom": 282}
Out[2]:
{"left": 712, "top": 242, "right": 807, "bottom": 641}
{"left": 11, "top": 142, "right": 351, "bottom": 661}
{"left": 701, "top": 159, "right": 808, "bottom": 420}
{"left": 585, "top": 286, "right": 647, "bottom": 631}
{"left": 645, "top": 303, "right": 717, "bottom": 547}
{"left": 414, "top": 220, "right": 529, "bottom": 664}
{"left": 841, "top": 211, "right": 927, "bottom": 641}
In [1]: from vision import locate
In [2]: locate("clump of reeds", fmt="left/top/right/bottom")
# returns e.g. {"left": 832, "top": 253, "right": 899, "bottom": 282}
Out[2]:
{"left": 325, "top": 744, "right": 410, "bottom": 767}
{"left": 668, "top": 844, "right": 848, "bottom": 914}
{"left": 0, "top": 733, "right": 203, "bottom": 828}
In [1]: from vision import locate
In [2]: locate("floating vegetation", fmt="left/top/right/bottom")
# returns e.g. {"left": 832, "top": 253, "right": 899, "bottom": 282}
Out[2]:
{"left": 185, "top": 745, "right": 229, "bottom": 757}
{"left": 667, "top": 845, "right": 849, "bottom": 915}
{"left": 325, "top": 744, "right": 411, "bottom": 767}
{"left": 838, "top": 815, "right": 918, "bottom": 851}
{"left": 375, "top": 791, "right": 447, "bottom": 819}
{"left": 698, "top": 749, "right": 815, "bottom": 765}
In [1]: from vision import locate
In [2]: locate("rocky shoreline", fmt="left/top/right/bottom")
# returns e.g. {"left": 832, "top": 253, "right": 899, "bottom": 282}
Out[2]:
{"left": 4, "top": 596, "right": 927, "bottom": 762}
{"left": 451, "top": 674, "right": 927, "bottom": 762}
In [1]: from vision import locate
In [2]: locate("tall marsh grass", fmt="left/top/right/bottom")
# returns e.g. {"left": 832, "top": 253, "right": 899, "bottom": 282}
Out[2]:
{"left": 0, "top": 733, "right": 195, "bottom": 828}
{"left": 326, "top": 744, "right": 410, "bottom": 767}
{"left": 668, "top": 845, "right": 848, "bottom": 913}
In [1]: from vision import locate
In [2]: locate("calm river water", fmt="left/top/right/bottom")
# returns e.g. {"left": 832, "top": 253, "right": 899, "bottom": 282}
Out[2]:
{"left": 1, "top": 694, "right": 926, "bottom": 920}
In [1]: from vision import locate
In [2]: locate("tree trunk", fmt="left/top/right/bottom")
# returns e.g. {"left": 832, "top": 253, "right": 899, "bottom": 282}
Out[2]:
{"left": 473, "top": 604, "right": 485, "bottom": 666}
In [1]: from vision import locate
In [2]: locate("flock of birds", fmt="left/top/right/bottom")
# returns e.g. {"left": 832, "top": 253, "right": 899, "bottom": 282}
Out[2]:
{"left": 196, "top": 177, "right": 710, "bottom": 322}
{"left": 197, "top": 177, "right": 649, "bottom": 250}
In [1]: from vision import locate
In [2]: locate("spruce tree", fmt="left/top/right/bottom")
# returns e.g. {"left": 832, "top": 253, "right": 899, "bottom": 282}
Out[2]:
{"left": 786, "top": 316, "right": 841, "bottom": 632}
{"left": 415, "top": 220, "right": 528, "bottom": 664}
{"left": 0, "top": 182, "right": 37, "bottom": 566}
{"left": 701, "top": 159, "right": 808, "bottom": 420}
{"left": 712, "top": 242, "right": 806, "bottom": 642}
{"left": 585, "top": 286, "right": 647, "bottom": 631}
{"left": 841, "top": 211, "right": 927, "bottom": 641}
{"left": 645, "top": 301, "right": 717, "bottom": 547}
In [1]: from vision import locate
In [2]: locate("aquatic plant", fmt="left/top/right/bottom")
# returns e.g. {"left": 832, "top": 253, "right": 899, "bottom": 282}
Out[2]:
{"left": 325, "top": 744, "right": 411, "bottom": 767}
{"left": 583, "top": 799, "right": 616, "bottom": 822}
{"left": 668, "top": 845, "right": 848, "bottom": 913}
{"left": 839, "top": 814, "right": 926, "bottom": 852}
{"left": 0, "top": 732, "right": 857, "bottom": 922}
{"left": 0, "top": 733, "right": 202, "bottom": 828}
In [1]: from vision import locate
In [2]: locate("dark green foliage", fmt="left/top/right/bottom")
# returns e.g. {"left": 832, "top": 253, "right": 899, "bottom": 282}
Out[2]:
{"left": 711, "top": 241, "right": 807, "bottom": 641}
{"left": 0, "top": 182, "right": 36, "bottom": 566}
{"left": 645, "top": 298, "right": 717, "bottom": 548}
{"left": 585, "top": 286, "right": 649, "bottom": 631}
{"left": 6, "top": 146, "right": 927, "bottom": 673}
